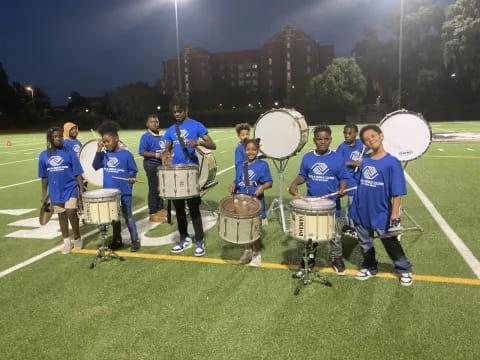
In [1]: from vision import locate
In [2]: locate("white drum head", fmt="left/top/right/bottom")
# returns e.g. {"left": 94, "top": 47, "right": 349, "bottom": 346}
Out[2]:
{"left": 79, "top": 139, "right": 128, "bottom": 186}
{"left": 254, "top": 108, "right": 305, "bottom": 159}
{"left": 83, "top": 188, "right": 121, "bottom": 200}
{"left": 379, "top": 110, "right": 431, "bottom": 161}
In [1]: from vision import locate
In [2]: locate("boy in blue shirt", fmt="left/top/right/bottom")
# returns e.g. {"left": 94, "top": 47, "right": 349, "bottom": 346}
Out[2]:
{"left": 348, "top": 125, "right": 413, "bottom": 286}
{"left": 161, "top": 93, "right": 216, "bottom": 257}
{"left": 336, "top": 123, "right": 365, "bottom": 237}
{"left": 63, "top": 122, "right": 82, "bottom": 156}
{"left": 234, "top": 123, "right": 250, "bottom": 167}
{"left": 138, "top": 114, "right": 167, "bottom": 223}
{"left": 92, "top": 121, "right": 140, "bottom": 252}
{"left": 289, "top": 125, "right": 350, "bottom": 275}
{"left": 229, "top": 138, "right": 273, "bottom": 266}
{"left": 38, "top": 126, "right": 84, "bottom": 254}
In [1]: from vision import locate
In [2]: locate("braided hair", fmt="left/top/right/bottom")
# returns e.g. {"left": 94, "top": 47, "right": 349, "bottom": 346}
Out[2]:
{"left": 46, "top": 126, "right": 62, "bottom": 155}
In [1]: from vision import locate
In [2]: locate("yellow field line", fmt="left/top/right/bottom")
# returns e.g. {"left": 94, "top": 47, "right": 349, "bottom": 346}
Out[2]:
{"left": 72, "top": 249, "right": 480, "bottom": 286}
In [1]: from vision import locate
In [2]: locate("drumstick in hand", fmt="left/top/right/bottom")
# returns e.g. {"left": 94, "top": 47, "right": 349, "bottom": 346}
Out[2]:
{"left": 354, "top": 146, "right": 366, "bottom": 173}
{"left": 112, "top": 176, "right": 145, "bottom": 184}
{"left": 319, "top": 186, "right": 357, "bottom": 199}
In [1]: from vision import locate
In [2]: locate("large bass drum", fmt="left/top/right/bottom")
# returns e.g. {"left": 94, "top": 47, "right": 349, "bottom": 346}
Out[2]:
{"left": 254, "top": 108, "right": 308, "bottom": 160}
{"left": 78, "top": 139, "right": 128, "bottom": 186}
{"left": 379, "top": 110, "right": 431, "bottom": 161}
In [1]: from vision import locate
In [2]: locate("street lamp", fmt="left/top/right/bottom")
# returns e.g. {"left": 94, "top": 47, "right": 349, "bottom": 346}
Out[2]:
{"left": 174, "top": 0, "right": 182, "bottom": 93}
{"left": 25, "top": 86, "right": 35, "bottom": 113}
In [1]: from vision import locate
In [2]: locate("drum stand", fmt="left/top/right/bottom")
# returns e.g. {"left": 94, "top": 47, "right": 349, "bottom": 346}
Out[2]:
{"left": 292, "top": 239, "right": 332, "bottom": 296}
{"left": 89, "top": 224, "right": 125, "bottom": 269}
{"left": 267, "top": 158, "right": 290, "bottom": 233}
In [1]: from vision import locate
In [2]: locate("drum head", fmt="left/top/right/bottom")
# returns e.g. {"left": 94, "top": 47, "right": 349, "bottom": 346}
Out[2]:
{"left": 254, "top": 108, "right": 306, "bottom": 159}
{"left": 79, "top": 140, "right": 128, "bottom": 186}
{"left": 290, "top": 197, "right": 336, "bottom": 214}
{"left": 83, "top": 188, "right": 121, "bottom": 200}
{"left": 219, "top": 194, "right": 262, "bottom": 218}
{"left": 379, "top": 110, "right": 431, "bottom": 161}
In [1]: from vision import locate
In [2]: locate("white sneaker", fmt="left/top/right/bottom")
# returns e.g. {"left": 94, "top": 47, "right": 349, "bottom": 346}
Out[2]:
{"left": 239, "top": 249, "right": 253, "bottom": 264}
{"left": 73, "top": 238, "right": 83, "bottom": 250}
{"left": 249, "top": 252, "right": 262, "bottom": 267}
{"left": 62, "top": 237, "right": 73, "bottom": 254}
{"left": 400, "top": 272, "right": 413, "bottom": 287}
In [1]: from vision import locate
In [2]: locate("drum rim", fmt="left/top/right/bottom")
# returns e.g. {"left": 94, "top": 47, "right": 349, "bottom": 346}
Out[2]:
{"left": 83, "top": 188, "right": 121, "bottom": 200}
{"left": 379, "top": 109, "right": 432, "bottom": 162}
{"left": 158, "top": 164, "right": 199, "bottom": 170}
{"left": 254, "top": 108, "right": 308, "bottom": 160}
{"left": 290, "top": 198, "right": 336, "bottom": 213}
{"left": 219, "top": 194, "right": 262, "bottom": 218}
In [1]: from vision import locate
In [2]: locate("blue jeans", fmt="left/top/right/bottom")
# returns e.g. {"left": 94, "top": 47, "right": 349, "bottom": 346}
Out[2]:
{"left": 354, "top": 223, "right": 412, "bottom": 274}
{"left": 113, "top": 203, "right": 139, "bottom": 243}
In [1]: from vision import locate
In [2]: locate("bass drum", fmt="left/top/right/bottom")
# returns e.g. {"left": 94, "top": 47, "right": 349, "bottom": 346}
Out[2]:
{"left": 379, "top": 110, "right": 431, "bottom": 161}
{"left": 254, "top": 108, "right": 308, "bottom": 160}
{"left": 78, "top": 139, "right": 127, "bottom": 186}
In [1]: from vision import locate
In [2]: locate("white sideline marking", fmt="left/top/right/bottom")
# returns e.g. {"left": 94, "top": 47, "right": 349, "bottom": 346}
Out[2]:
{"left": 0, "top": 179, "right": 40, "bottom": 190}
{"left": 467, "top": 148, "right": 475, "bottom": 152}
{"left": 438, "top": 149, "right": 445, "bottom": 152}
{"left": 0, "top": 209, "right": 36, "bottom": 216}
{"left": 217, "top": 165, "right": 235, "bottom": 175}
{"left": 405, "top": 172, "right": 480, "bottom": 278}
{"left": 0, "top": 158, "right": 37, "bottom": 166}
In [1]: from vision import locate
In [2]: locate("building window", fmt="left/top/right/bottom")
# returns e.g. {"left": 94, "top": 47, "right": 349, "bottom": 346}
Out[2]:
{"left": 306, "top": 55, "right": 311, "bottom": 64}
{"left": 268, "top": 69, "right": 273, "bottom": 76}
{"left": 252, "top": 63, "right": 258, "bottom": 69}
{"left": 269, "top": 79, "right": 273, "bottom": 87}
{"left": 286, "top": 61, "right": 291, "bottom": 70}
{"left": 286, "top": 42, "right": 290, "bottom": 48}
{"left": 238, "top": 63, "right": 244, "bottom": 70}
{"left": 286, "top": 52, "right": 290, "bottom": 59}
{"left": 268, "top": 57, "right": 272, "bottom": 65}
{"left": 238, "top": 80, "right": 244, "bottom": 86}
{"left": 238, "top": 72, "right": 244, "bottom": 78}
{"left": 252, "top": 71, "right": 257, "bottom": 78}
{"left": 252, "top": 79, "right": 258, "bottom": 86}
{"left": 306, "top": 66, "right": 311, "bottom": 74}
{"left": 245, "top": 72, "right": 251, "bottom": 78}
{"left": 306, "top": 45, "right": 311, "bottom": 52}
{"left": 287, "top": 72, "right": 291, "bottom": 81}
{"left": 231, "top": 81, "right": 235, "bottom": 87}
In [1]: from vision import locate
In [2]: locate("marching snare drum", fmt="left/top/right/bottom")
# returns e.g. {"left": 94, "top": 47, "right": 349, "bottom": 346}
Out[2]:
{"left": 82, "top": 188, "right": 121, "bottom": 225}
{"left": 157, "top": 164, "right": 200, "bottom": 199}
{"left": 254, "top": 108, "right": 308, "bottom": 160}
{"left": 290, "top": 198, "right": 336, "bottom": 242}
{"left": 218, "top": 194, "right": 262, "bottom": 245}
{"left": 379, "top": 110, "right": 431, "bottom": 161}
{"left": 196, "top": 145, "right": 217, "bottom": 191}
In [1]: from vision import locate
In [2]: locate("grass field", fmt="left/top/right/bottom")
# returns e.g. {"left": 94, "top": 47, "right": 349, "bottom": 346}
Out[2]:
{"left": 1, "top": 122, "right": 480, "bottom": 359}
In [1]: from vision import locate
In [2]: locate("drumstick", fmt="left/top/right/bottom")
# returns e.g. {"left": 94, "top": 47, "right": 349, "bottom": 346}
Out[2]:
{"left": 319, "top": 186, "right": 357, "bottom": 199}
{"left": 112, "top": 176, "right": 145, "bottom": 184}
{"left": 354, "top": 146, "right": 366, "bottom": 173}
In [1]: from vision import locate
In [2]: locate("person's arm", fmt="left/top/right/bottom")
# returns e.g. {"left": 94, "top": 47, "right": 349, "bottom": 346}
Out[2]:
{"left": 76, "top": 175, "right": 84, "bottom": 200}
{"left": 337, "top": 180, "right": 348, "bottom": 197}
{"left": 254, "top": 181, "right": 272, "bottom": 197}
{"left": 41, "top": 178, "right": 48, "bottom": 203}
{"left": 127, "top": 152, "right": 138, "bottom": 184}
{"left": 390, "top": 196, "right": 402, "bottom": 225}
{"left": 288, "top": 175, "right": 306, "bottom": 197}
{"left": 186, "top": 134, "right": 216, "bottom": 150}
{"left": 161, "top": 141, "right": 173, "bottom": 164}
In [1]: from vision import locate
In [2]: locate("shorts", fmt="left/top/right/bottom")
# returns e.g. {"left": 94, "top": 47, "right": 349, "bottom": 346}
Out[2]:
{"left": 52, "top": 197, "right": 78, "bottom": 214}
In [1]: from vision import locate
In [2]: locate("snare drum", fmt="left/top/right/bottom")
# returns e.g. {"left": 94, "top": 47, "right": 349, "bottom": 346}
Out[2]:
{"left": 157, "top": 164, "right": 200, "bottom": 199}
{"left": 82, "top": 188, "right": 121, "bottom": 225}
{"left": 254, "top": 108, "right": 308, "bottom": 160}
{"left": 290, "top": 198, "right": 336, "bottom": 242}
{"left": 218, "top": 194, "right": 262, "bottom": 244}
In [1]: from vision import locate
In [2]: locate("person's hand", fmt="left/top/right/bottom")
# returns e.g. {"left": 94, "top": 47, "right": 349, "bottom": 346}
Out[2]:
{"left": 229, "top": 183, "right": 236, "bottom": 194}
{"left": 128, "top": 178, "right": 137, "bottom": 184}
{"left": 186, "top": 139, "right": 198, "bottom": 147}
{"left": 161, "top": 152, "right": 171, "bottom": 165}
{"left": 338, "top": 188, "right": 346, "bottom": 198}
{"left": 96, "top": 139, "right": 104, "bottom": 152}
{"left": 289, "top": 184, "right": 298, "bottom": 197}
{"left": 254, "top": 187, "right": 264, "bottom": 197}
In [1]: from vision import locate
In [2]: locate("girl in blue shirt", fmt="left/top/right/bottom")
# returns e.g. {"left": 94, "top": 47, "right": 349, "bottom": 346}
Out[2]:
{"left": 93, "top": 121, "right": 140, "bottom": 252}
{"left": 229, "top": 138, "right": 272, "bottom": 267}
{"left": 348, "top": 125, "right": 413, "bottom": 286}
{"left": 38, "top": 126, "right": 84, "bottom": 254}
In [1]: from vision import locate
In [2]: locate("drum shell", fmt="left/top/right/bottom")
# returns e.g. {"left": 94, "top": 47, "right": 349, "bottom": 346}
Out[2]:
{"left": 196, "top": 145, "right": 217, "bottom": 190}
{"left": 82, "top": 189, "right": 121, "bottom": 225}
{"left": 218, "top": 194, "right": 262, "bottom": 244}
{"left": 289, "top": 198, "right": 336, "bottom": 242}
{"left": 157, "top": 164, "right": 200, "bottom": 199}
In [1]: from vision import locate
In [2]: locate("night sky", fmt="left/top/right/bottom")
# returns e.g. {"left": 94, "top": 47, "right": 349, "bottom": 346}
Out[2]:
{"left": 0, "top": 0, "right": 445, "bottom": 105}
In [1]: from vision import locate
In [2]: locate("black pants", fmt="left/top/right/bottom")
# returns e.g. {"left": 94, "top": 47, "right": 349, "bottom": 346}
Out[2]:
{"left": 173, "top": 196, "right": 204, "bottom": 242}
{"left": 143, "top": 159, "right": 164, "bottom": 214}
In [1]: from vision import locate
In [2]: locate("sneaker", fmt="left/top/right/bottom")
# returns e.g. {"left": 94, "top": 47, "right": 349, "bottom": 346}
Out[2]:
{"left": 400, "top": 272, "right": 413, "bottom": 287}
{"left": 73, "top": 237, "right": 83, "bottom": 250}
{"left": 194, "top": 241, "right": 205, "bottom": 257}
{"left": 62, "top": 237, "right": 73, "bottom": 254}
{"left": 239, "top": 249, "right": 253, "bottom": 264}
{"left": 149, "top": 214, "right": 166, "bottom": 223}
{"left": 171, "top": 238, "right": 193, "bottom": 253}
{"left": 332, "top": 259, "right": 346, "bottom": 275}
{"left": 249, "top": 252, "right": 262, "bottom": 267}
{"left": 130, "top": 241, "right": 141, "bottom": 252}
{"left": 355, "top": 268, "right": 376, "bottom": 281}
{"left": 110, "top": 240, "right": 124, "bottom": 250}
{"left": 292, "top": 268, "right": 305, "bottom": 279}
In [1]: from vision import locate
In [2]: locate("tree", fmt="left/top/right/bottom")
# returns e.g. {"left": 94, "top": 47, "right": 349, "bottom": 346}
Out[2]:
{"left": 307, "top": 58, "right": 367, "bottom": 120}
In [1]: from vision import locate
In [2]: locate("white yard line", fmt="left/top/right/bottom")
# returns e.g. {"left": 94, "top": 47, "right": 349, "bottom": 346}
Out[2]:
{"left": 0, "top": 158, "right": 37, "bottom": 166}
{"left": 0, "top": 179, "right": 40, "bottom": 190}
{"left": 405, "top": 172, "right": 480, "bottom": 278}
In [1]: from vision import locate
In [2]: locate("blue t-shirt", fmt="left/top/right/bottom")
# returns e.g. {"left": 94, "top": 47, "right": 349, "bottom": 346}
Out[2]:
{"left": 234, "top": 143, "right": 248, "bottom": 167}
{"left": 348, "top": 153, "right": 407, "bottom": 230}
{"left": 164, "top": 119, "right": 208, "bottom": 165}
{"left": 38, "top": 148, "right": 84, "bottom": 204}
{"left": 234, "top": 159, "right": 273, "bottom": 218}
{"left": 298, "top": 150, "right": 350, "bottom": 201}
{"left": 336, "top": 139, "right": 365, "bottom": 189}
{"left": 92, "top": 149, "right": 138, "bottom": 207}
{"left": 63, "top": 139, "right": 83, "bottom": 156}
{"left": 138, "top": 130, "right": 166, "bottom": 163}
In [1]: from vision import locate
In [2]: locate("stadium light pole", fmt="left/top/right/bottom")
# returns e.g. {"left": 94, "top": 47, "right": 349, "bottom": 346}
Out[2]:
{"left": 25, "top": 85, "right": 35, "bottom": 114}
{"left": 174, "top": 0, "right": 182, "bottom": 93}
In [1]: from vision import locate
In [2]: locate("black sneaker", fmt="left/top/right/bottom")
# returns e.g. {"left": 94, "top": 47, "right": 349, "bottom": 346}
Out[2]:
{"left": 109, "top": 240, "right": 123, "bottom": 250}
{"left": 332, "top": 259, "right": 346, "bottom": 275}
{"left": 130, "top": 241, "right": 141, "bottom": 252}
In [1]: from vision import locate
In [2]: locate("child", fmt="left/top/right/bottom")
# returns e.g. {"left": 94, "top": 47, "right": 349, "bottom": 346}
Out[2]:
{"left": 38, "top": 126, "right": 84, "bottom": 254}
{"left": 229, "top": 138, "right": 272, "bottom": 267}
{"left": 289, "top": 125, "right": 350, "bottom": 275}
{"left": 348, "top": 125, "right": 413, "bottom": 286}
{"left": 63, "top": 122, "right": 82, "bottom": 156}
{"left": 234, "top": 123, "right": 250, "bottom": 167}
{"left": 138, "top": 114, "right": 167, "bottom": 223}
{"left": 335, "top": 123, "right": 366, "bottom": 236}
{"left": 92, "top": 121, "right": 140, "bottom": 252}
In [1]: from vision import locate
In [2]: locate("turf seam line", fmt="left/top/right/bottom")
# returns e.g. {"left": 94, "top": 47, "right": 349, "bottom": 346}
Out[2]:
{"left": 0, "top": 178, "right": 40, "bottom": 190}
{"left": 405, "top": 171, "right": 480, "bottom": 278}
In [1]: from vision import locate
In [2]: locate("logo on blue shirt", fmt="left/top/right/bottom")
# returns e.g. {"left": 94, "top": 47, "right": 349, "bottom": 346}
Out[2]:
{"left": 312, "top": 162, "right": 329, "bottom": 176}
{"left": 107, "top": 157, "right": 120, "bottom": 168}
{"left": 48, "top": 156, "right": 64, "bottom": 167}
{"left": 363, "top": 166, "right": 379, "bottom": 180}
{"left": 350, "top": 150, "right": 362, "bottom": 161}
